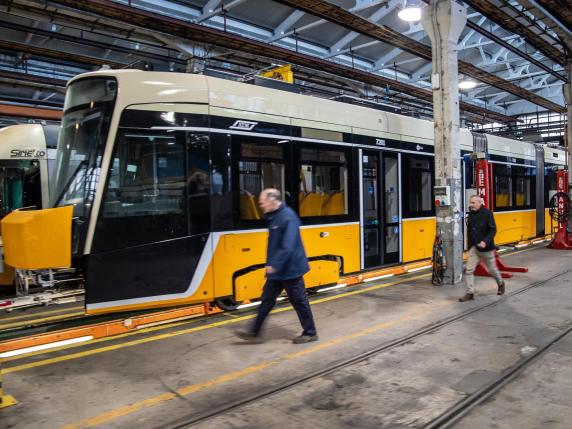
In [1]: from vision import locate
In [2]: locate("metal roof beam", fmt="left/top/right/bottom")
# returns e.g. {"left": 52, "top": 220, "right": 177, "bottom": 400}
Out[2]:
{"left": 46, "top": 0, "right": 518, "bottom": 123}
{"left": 323, "top": 0, "right": 399, "bottom": 59}
{"left": 530, "top": 0, "right": 572, "bottom": 37}
{"left": 194, "top": 0, "right": 249, "bottom": 24}
{"left": 0, "top": 103, "right": 62, "bottom": 120}
{"left": 0, "top": 70, "right": 67, "bottom": 92}
{"left": 462, "top": 0, "right": 566, "bottom": 65}
{"left": 273, "top": 0, "right": 565, "bottom": 113}
{"left": 371, "top": 23, "right": 425, "bottom": 71}
{"left": 0, "top": 40, "right": 126, "bottom": 68}
{"left": 267, "top": 10, "right": 305, "bottom": 43}
{"left": 460, "top": 16, "right": 487, "bottom": 47}
{"left": 0, "top": 19, "right": 185, "bottom": 65}
{"left": 420, "top": 0, "right": 563, "bottom": 81}
{"left": 268, "top": 0, "right": 397, "bottom": 43}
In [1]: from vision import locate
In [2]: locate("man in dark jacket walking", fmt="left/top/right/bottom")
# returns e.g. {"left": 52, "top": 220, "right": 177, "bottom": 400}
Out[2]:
{"left": 460, "top": 195, "right": 506, "bottom": 302}
{"left": 237, "top": 188, "right": 318, "bottom": 344}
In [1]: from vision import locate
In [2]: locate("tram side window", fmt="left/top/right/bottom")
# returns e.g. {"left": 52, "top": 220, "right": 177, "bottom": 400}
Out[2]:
{"left": 513, "top": 166, "right": 535, "bottom": 208}
{"left": 94, "top": 130, "right": 190, "bottom": 252}
{"left": 0, "top": 161, "right": 42, "bottom": 218}
{"left": 237, "top": 141, "right": 284, "bottom": 221}
{"left": 402, "top": 155, "right": 434, "bottom": 218}
{"left": 464, "top": 159, "right": 475, "bottom": 189}
{"left": 494, "top": 164, "right": 513, "bottom": 210}
{"left": 299, "top": 147, "right": 348, "bottom": 217}
{"left": 545, "top": 167, "right": 557, "bottom": 207}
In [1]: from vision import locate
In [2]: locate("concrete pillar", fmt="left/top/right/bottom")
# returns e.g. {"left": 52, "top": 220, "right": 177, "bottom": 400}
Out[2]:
{"left": 421, "top": 0, "right": 467, "bottom": 284}
{"left": 564, "top": 58, "right": 572, "bottom": 189}
{"left": 564, "top": 58, "right": 572, "bottom": 233}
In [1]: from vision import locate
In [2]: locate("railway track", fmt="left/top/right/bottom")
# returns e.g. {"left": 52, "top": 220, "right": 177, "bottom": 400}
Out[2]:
{"left": 164, "top": 266, "right": 572, "bottom": 429}
{"left": 423, "top": 320, "right": 572, "bottom": 428}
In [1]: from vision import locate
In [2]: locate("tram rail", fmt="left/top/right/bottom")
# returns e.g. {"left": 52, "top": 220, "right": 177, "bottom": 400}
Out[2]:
{"left": 163, "top": 265, "right": 572, "bottom": 429}
{"left": 424, "top": 322, "right": 572, "bottom": 428}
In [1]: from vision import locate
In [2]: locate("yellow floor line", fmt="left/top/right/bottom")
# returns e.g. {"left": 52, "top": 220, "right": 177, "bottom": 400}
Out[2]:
{"left": 0, "top": 312, "right": 85, "bottom": 330}
{"left": 59, "top": 250, "right": 540, "bottom": 429}
{"left": 1, "top": 244, "right": 537, "bottom": 366}
{"left": 1, "top": 273, "right": 430, "bottom": 372}
{"left": 60, "top": 301, "right": 450, "bottom": 429}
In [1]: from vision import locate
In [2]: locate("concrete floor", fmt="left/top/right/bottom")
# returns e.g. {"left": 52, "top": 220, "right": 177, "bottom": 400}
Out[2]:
{"left": 1, "top": 245, "right": 572, "bottom": 429}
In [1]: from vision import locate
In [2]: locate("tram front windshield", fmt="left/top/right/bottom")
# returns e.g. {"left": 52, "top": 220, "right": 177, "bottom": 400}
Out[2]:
{"left": 51, "top": 77, "right": 117, "bottom": 218}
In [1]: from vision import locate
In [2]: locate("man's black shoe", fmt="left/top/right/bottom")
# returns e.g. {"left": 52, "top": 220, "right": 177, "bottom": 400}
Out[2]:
{"left": 458, "top": 293, "right": 475, "bottom": 302}
{"left": 292, "top": 334, "right": 318, "bottom": 344}
{"left": 235, "top": 330, "right": 264, "bottom": 343}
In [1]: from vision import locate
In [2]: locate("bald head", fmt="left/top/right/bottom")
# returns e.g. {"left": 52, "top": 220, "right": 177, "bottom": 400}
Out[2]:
{"left": 259, "top": 188, "right": 282, "bottom": 214}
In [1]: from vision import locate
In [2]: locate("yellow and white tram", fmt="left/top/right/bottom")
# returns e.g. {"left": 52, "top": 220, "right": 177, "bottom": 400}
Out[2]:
{"left": 1, "top": 70, "right": 565, "bottom": 313}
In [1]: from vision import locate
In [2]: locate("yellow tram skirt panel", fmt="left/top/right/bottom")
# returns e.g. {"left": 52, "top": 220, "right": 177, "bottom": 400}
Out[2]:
{"left": 402, "top": 218, "right": 436, "bottom": 262}
{"left": 212, "top": 223, "right": 360, "bottom": 301}
{"left": 1, "top": 206, "right": 73, "bottom": 270}
{"left": 234, "top": 260, "right": 340, "bottom": 302}
{"left": 493, "top": 210, "right": 535, "bottom": 245}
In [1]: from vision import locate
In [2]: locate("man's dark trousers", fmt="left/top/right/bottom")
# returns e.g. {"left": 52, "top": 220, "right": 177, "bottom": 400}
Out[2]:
{"left": 251, "top": 277, "right": 317, "bottom": 337}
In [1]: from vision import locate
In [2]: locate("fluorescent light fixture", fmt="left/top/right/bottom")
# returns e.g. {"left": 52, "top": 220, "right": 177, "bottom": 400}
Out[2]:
{"left": 398, "top": 6, "right": 422, "bottom": 22}
{"left": 459, "top": 80, "right": 477, "bottom": 90}
{"left": 0, "top": 336, "right": 93, "bottom": 358}
{"left": 363, "top": 273, "right": 394, "bottom": 283}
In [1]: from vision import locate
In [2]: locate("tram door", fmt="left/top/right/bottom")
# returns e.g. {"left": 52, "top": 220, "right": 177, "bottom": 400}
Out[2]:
{"left": 362, "top": 151, "right": 400, "bottom": 268}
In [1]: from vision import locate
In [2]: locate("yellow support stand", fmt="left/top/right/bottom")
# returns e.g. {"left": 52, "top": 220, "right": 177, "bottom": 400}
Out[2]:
{"left": 0, "top": 360, "right": 18, "bottom": 409}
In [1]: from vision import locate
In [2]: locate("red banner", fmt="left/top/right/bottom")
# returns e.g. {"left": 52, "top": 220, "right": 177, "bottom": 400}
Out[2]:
{"left": 476, "top": 159, "right": 490, "bottom": 209}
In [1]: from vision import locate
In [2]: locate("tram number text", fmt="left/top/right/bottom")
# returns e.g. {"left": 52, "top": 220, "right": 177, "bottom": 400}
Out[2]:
{"left": 375, "top": 138, "right": 386, "bottom": 147}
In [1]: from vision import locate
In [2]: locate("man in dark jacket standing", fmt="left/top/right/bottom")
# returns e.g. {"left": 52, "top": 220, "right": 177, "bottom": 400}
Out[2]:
{"left": 460, "top": 195, "right": 506, "bottom": 302}
{"left": 237, "top": 188, "right": 318, "bottom": 344}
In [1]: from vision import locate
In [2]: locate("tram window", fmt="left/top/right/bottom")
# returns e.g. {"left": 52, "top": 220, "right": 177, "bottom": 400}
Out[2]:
{"left": 513, "top": 166, "right": 535, "bottom": 208}
{"left": 464, "top": 159, "right": 475, "bottom": 189}
{"left": 402, "top": 155, "right": 434, "bottom": 218}
{"left": 298, "top": 147, "right": 348, "bottom": 217}
{"left": 238, "top": 141, "right": 284, "bottom": 221}
{"left": 0, "top": 161, "right": 42, "bottom": 218}
{"left": 94, "top": 130, "right": 192, "bottom": 252}
{"left": 545, "top": 167, "right": 557, "bottom": 207}
{"left": 494, "top": 164, "right": 513, "bottom": 210}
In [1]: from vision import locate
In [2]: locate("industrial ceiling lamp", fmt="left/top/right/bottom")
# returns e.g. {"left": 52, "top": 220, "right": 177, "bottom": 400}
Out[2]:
{"left": 458, "top": 79, "right": 477, "bottom": 90}
{"left": 398, "top": 0, "right": 422, "bottom": 22}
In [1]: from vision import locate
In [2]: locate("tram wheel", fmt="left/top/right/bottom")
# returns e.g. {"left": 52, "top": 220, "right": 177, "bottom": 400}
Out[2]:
{"left": 214, "top": 296, "right": 243, "bottom": 311}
